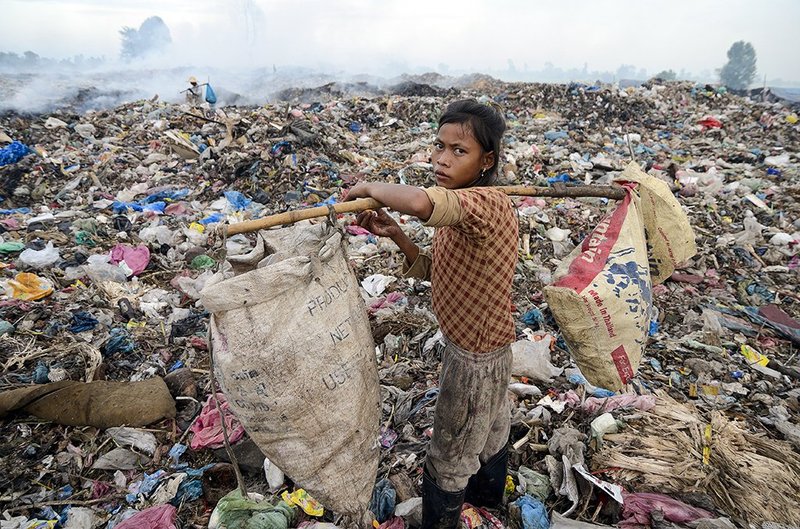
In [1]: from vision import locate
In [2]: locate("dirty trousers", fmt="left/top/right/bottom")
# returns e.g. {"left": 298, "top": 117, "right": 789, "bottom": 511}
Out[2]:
{"left": 426, "top": 339, "right": 512, "bottom": 492}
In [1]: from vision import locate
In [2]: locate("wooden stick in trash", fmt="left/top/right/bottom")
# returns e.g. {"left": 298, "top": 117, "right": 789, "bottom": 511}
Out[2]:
{"left": 224, "top": 184, "right": 626, "bottom": 235}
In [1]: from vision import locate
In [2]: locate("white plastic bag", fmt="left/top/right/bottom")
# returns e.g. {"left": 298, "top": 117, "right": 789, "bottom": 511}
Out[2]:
{"left": 511, "top": 337, "right": 563, "bottom": 383}
{"left": 18, "top": 241, "right": 60, "bottom": 269}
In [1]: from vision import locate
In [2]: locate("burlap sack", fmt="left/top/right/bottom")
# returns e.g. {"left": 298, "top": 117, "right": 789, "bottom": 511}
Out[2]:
{"left": 200, "top": 222, "right": 380, "bottom": 517}
{"left": 0, "top": 378, "right": 175, "bottom": 428}
{"left": 544, "top": 189, "right": 652, "bottom": 391}
{"left": 615, "top": 162, "right": 697, "bottom": 284}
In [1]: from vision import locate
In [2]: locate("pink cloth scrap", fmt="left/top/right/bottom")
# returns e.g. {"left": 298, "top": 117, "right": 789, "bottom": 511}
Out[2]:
{"left": 115, "top": 504, "right": 177, "bottom": 529}
{"left": 0, "top": 218, "right": 20, "bottom": 230}
{"left": 620, "top": 492, "right": 713, "bottom": 528}
{"left": 190, "top": 393, "right": 245, "bottom": 450}
{"left": 369, "top": 291, "right": 406, "bottom": 313}
{"left": 345, "top": 225, "right": 372, "bottom": 236}
{"left": 582, "top": 394, "right": 657, "bottom": 414}
{"left": 109, "top": 244, "right": 151, "bottom": 276}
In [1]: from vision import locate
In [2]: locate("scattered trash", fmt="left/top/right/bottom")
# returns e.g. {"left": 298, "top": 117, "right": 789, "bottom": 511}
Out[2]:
{"left": 2, "top": 77, "right": 799, "bottom": 528}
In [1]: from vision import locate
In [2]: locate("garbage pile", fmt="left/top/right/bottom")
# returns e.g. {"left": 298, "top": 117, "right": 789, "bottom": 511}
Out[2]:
{"left": 1, "top": 77, "right": 799, "bottom": 529}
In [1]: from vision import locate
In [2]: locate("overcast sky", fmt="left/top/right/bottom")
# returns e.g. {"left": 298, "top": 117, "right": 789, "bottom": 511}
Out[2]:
{"left": 1, "top": 0, "right": 798, "bottom": 82}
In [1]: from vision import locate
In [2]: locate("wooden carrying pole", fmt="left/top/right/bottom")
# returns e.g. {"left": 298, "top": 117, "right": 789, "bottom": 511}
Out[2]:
{"left": 224, "top": 184, "right": 627, "bottom": 236}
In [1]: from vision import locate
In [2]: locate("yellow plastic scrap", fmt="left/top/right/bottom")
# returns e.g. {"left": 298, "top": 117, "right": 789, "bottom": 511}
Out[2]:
{"left": 281, "top": 489, "right": 324, "bottom": 517}
{"left": 740, "top": 344, "right": 769, "bottom": 367}
{"left": 8, "top": 272, "right": 54, "bottom": 301}
{"left": 787, "top": 113, "right": 798, "bottom": 125}
{"left": 702, "top": 424, "right": 713, "bottom": 465}
{"left": 505, "top": 475, "right": 515, "bottom": 495}
{"left": 26, "top": 521, "right": 57, "bottom": 529}
{"left": 189, "top": 222, "right": 205, "bottom": 233}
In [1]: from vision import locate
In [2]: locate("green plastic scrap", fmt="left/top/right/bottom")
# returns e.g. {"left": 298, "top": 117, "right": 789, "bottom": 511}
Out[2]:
{"left": 0, "top": 241, "right": 25, "bottom": 254}
{"left": 190, "top": 254, "right": 215, "bottom": 270}
{"left": 214, "top": 490, "right": 297, "bottom": 529}
{"left": 517, "top": 466, "right": 552, "bottom": 502}
{"left": 75, "top": 230, "right": 96, "bottom": 247}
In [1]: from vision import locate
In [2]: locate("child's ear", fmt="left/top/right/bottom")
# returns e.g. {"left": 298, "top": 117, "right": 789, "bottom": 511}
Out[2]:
{"left": 482, "top": 151, "right": 495, "bottom": 171}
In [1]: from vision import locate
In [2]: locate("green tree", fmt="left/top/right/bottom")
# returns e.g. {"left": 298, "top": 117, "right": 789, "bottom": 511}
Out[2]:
{"left": 653, "top": 69, "right": 677, "bottom": 81}
{"left": 719, "top": 41, "right": 757, "bottom": 90}
{"left": 120, "top": 16, "right": 172, "bottom": 60}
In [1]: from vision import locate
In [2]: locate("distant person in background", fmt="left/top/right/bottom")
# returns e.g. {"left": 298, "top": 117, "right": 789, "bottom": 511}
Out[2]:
{"left": 183, "top": 76, "right": 203, "bottom": 106}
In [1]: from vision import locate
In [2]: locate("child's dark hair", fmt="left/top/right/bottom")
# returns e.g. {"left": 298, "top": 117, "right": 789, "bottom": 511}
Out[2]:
{"left": 438, "top": 99, "right": 506, "bottom": 186}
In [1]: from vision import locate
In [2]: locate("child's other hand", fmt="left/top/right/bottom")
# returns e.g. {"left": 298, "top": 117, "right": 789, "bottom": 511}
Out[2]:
{"left": 356, "top": 209, "right": 400, "bottom": 238}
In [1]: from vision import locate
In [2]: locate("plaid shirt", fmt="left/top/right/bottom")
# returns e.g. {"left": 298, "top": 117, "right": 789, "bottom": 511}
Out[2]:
{"left": 405, "top": 186, "right": 518, "bottom": 353}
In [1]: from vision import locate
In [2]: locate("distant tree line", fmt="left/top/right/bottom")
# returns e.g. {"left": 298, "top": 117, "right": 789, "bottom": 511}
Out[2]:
{"left": 0, "top": 15, "right": 171, "bottom": 70}
{"left": 0, "top": 51, "right": 105, "bottom": 70}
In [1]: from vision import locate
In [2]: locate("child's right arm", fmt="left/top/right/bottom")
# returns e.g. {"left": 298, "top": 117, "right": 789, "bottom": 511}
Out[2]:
{"left": 355, "top": 209, "right": 421, "bottom": 266}
{"left": 345, "top": 182, "right": 433, "bottom": 221}
{"left": 345, "top": 182, "right": 433, "bottom": 276}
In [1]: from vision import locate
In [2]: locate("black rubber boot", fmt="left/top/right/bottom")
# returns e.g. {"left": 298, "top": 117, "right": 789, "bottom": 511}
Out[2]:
{"left": 421, "top": 466, "right": 466, "bottom": 529}
{"left": 463, "top": 445, "right": 508, "bottom": 509}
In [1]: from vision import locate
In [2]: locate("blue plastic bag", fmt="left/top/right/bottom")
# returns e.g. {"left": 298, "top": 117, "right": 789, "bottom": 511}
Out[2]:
{"left": 69, "top": 311, "right": 99, "bottom": 333}
{"left": 143, "top": 188, "right": 189, "bottom": 204}
{"left": 205, "top": 84, "right": 217, "bottom": 105}
{"left": 103, "top": 328, "right": 135, "bottom": 355}
{"left": 111, "top": 200, "right": 166, "bottom": 214}
{"left": 369, "top": 478, "right": 396, "bottom": 523}
{"left": 515, "top": 495, "right": 548, "bottom": 529}
{"left": 223, "top": 190, "right": 252, "bottom": 210}
{"left": 546, "top": 173, "right": 575, "bottom": 185}
{"left": 0, "top": 141, "right": 32, "bottom": 166}
{"left": 520, "top": 307, "right": 545, "bottom": 328}
{"left": 199, "top": 212, "right": 225, "bottom": 225}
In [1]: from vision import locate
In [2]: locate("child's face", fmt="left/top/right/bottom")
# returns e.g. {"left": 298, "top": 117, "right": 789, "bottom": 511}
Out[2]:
{"left": 431, "top": 123, "right": 494, "bottom": 189}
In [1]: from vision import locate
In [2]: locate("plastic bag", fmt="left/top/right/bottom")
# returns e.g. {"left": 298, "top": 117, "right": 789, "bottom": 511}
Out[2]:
{"left": 544, "top": 188, "right": 651, "bottom": 391}
{"left": 18, "top": 242, "right": 60, "bottom": 269}
{"left": 0, "top": 140, "right": 31, "bottom": 166}
{"left": 205, "top": 83, "right": 218, "bottom": 104}
{"left": 511, "top": 337, "right": 563, "bottom": 383}
{"left": 209, "top": 491, "right": 296, "bottom": 529}
{"left": 282, "top": 489, "right": 324, "bottom": 516}
{"left": 109, "top": 244, "right": 150, "bottom": 276}
{"left": 513, "top": 495, "right": 549, "bottom": 529}
{"left": 516, "top": 466, "right": 551, "bottom": 501}
{"left": 6, "top": 272, "right": 54, "bottom": 301}
{"left": 115, "top": 504, "right": 177, "bottom": 529}
{"left": 189, "top": 393, "right": 245, "bottom": 450}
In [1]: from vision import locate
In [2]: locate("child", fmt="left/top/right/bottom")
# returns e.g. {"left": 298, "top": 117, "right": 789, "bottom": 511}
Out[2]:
{"left": 345, "top": 99, "right": 517, "bottom": 529}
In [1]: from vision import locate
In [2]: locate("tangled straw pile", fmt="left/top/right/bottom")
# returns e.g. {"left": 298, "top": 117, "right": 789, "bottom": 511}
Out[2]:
{"left": 593, "top": 391, "right": 800, "bottom": 526}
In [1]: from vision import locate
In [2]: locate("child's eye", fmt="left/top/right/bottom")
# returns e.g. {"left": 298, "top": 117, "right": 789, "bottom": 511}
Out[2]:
{"left": 433, "top": 142, "right": 444, "bottom": 150}
{"left": 454, "top": 148, "right": 465, "bottom": 155}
